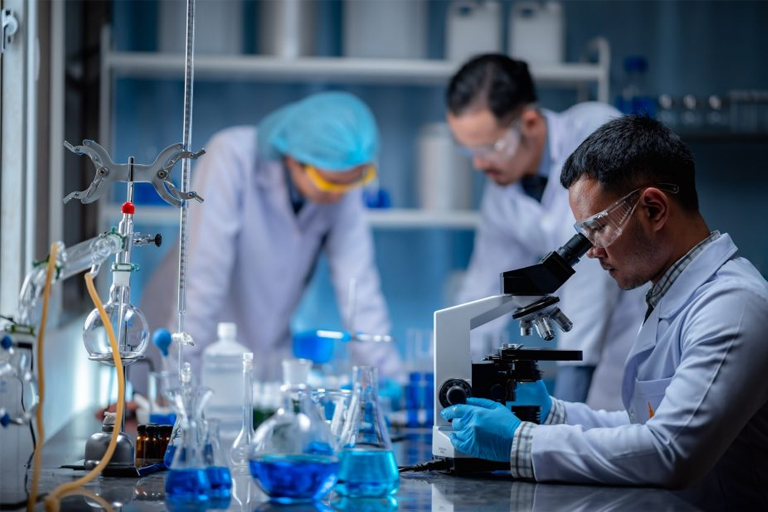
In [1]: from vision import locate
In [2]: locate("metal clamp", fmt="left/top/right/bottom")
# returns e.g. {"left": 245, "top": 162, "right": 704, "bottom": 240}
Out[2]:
{"left": 63, "top": 140, "right": 206, "bottom": 207}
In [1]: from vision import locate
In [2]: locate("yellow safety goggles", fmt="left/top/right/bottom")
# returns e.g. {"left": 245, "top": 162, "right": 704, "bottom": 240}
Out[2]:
{"left": 304, "top": 164, "right": 377, "bottom": 194}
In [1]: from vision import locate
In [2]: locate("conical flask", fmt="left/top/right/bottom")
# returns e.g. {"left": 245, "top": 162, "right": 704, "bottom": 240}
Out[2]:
{"left": 164, "top": 363, "right": 213, "bottom": 503}
{"left": 203, "top": 418, "right": 233, "bottom": 505}
{"left": 335, "top": 365, "right": 399, "bottom": 497}
{"left": 247, "top": 367, "right": 338, "bottom": 503}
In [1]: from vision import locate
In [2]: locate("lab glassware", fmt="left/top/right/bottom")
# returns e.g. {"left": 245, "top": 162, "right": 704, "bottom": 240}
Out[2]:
{"left": 230, "top": 352, "right": 254, "bottom": 468}
{"left": 248, "top": 385, "right": 338, "bottom": 503}
{"left": 164, "top": 365, "right": 213, "bottom": 503}
{"left": 203, "top": 418, "right": 233, "bottom": 505}
{"left": 202, "top": 322, "right": 248, "bottom": 436}
{"left": 335, "top": 366, "right": 400, "bottom": 497}
{"left": 308, "top": 388, "right": 354, "bottom": 447}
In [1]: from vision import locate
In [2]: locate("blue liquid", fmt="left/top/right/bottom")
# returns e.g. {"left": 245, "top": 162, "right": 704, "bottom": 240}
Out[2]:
{"left": 165, "top": 468, "right": 211, "bottom": 502}
{"left": 249, "top": 454, "right": 338, "bottom": 503}
{"left": 206, "top": 466, "right": 233, "bottom": 499}
{"left": 335, "top": 448, "right": 399, "bottom": 497}
{"left": 164, "top": 444, "right": 176, "bottom": 468}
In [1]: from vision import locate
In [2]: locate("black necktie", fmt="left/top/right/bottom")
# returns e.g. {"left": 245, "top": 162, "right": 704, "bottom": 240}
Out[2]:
{"left": 521, "top": 175, "right": 548, "bottom": 203}
{"left": 644, "top": 304, "right": 655, "bottom": 323}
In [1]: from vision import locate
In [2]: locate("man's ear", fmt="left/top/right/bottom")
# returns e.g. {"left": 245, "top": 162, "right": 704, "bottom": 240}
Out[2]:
{"left": 641, "top": 188, "right": 670, "bottom": 232}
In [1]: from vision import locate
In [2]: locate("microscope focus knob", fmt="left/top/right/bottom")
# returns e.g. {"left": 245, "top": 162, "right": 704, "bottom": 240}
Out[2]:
{"left": 439, "top": 378, "right": 473, "bottom": 408}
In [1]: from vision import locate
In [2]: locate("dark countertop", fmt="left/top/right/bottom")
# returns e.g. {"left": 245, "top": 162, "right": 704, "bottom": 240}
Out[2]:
{"left": 18, "top": 412, "right": 701, "bottom": 512}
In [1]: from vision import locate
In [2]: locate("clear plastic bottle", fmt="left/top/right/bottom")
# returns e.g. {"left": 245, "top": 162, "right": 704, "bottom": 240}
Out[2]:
{"left": 202, "top": 323, "right": 248, "bottom": 443}
{"left": 335, "top": 366, "right": 399, "bottom": 498}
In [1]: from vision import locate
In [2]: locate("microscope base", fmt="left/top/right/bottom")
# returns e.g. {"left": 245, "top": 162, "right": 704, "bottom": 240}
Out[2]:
{"left": 432, "top": 426, "right": 510, "bottom": 474}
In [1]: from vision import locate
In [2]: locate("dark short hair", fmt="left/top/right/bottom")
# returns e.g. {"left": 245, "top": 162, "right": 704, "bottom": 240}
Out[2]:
{"left": 446, "top": 54, "right": 537, "bottom": 122}
{"left": 560, "top": 115, "right": 699, "bottom": 211}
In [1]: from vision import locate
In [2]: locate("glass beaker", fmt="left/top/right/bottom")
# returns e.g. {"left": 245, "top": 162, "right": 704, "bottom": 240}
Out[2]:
{"left": 308, "top": 388, "right": 353, "bottom": 447}
{"left": 148, "top": 370, "right": 176, "bottom": 425}
{"left": 164, "top": 364, "right": 213, "bottom": 504}
{"left": 203, "top": 418, "right": 233, "bottom": 503}
{"left": 248, "top": 386, "right": 338, "bottom": 503}
{"left": 335, "top": 366, "right": 399, "bottom": 497}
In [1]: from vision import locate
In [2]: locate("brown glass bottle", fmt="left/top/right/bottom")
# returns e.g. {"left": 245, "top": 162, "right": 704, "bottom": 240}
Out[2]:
{"left": 134, "top": 424, "right": 147, "bottom": 467}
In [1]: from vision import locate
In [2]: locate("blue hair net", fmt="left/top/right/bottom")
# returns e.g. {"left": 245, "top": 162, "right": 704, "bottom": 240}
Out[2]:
{"left": 258, "top": 91, "right": 379, "bottom": 171}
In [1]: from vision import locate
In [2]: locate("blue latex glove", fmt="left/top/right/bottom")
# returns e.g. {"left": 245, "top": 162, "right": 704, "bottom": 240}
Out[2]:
{"left": 512, "top": 381, "right": 553, "bottom": 423}
{"left": 440, "top": 397, "right": 521, "bottom": 462}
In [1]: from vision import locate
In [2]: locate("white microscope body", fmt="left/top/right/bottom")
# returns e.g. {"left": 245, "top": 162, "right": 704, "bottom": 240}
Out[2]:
{"left": 432, "top": 233, "right": 592, "bottom": 471}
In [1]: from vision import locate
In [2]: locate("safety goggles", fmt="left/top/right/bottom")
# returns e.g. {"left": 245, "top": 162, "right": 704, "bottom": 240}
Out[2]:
{"left": 574, "top": 183, "right": 680, "bottom": 249}
{"left": 457, "top": 120, "right": 522, "bottom": 162}
{"left": 304, "top": 164, "right": 377, "bottom": 194}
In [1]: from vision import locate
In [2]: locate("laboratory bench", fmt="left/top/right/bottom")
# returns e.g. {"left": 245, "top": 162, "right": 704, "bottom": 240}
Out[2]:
{"left": 19, "top": 412, "right": 701, "bottom": 512}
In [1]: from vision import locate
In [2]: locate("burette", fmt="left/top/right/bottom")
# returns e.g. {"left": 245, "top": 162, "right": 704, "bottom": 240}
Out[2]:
{"left": 174, "top": 0, "right": 198, "bottom": 377}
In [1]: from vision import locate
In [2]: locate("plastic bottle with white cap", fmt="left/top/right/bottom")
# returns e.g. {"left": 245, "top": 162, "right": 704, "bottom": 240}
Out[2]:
{"left": 202, "top": 323, "right": 248, "bottom": 440}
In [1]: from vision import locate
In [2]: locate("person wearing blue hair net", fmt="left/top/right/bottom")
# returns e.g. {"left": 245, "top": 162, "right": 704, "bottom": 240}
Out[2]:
{"left": 142, "top": 91, "right": 401, "bottom": 382}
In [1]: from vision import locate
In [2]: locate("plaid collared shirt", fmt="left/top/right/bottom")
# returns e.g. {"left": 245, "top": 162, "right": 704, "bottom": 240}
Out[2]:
{"left": 645, "top": 231, "right": 721, "bottom": 314}
{"left": 510, "top": 398, "right": 567, "bottom": 479}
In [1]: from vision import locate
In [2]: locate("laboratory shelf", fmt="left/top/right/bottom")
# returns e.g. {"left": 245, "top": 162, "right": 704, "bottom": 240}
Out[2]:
{"left": 99, "top": 205, "right": 479, "bottom": 230}
{"left": 105, "top": 51, "right": 607, "bottom": 90}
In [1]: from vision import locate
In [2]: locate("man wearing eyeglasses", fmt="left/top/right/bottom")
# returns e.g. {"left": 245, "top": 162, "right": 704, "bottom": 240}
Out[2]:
{"left": 441, "top": 116, "right": 768, "bottom": 509}
{"left": 142, "top": 91, "right": 400, "bottom": 381}
{"left": 446, "top": 54, "right": 646, "bottom": 410}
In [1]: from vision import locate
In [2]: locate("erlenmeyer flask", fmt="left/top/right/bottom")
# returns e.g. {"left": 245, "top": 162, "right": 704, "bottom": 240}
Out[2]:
{"left": 248, "top": 382, "right": 338, "bottom": 503}
{"left": 335, "top": 366, "right": 399, "bottom": 497}
{"left": 203, "top": 418, "right": 233, "bottom": 504}
{"left": 164, "top": 363, "right": 213, "bottom": 503}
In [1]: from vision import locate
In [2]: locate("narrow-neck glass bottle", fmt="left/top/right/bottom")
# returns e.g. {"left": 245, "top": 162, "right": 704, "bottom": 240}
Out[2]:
{"left": 230, "top": 352, "right": 254, "bottom": 467}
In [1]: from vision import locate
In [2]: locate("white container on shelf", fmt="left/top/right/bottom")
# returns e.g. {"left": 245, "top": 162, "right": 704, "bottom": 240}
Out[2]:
{"left": 445, "top": 1, "right": 502, "bottom": 62}
{"left": 417, "top": 123, "right": 473, "bottom": 211}
{"left": 343, "top": 0, "right": 427, "bottom": 59}
{"left": 157, "top": 0, "right": 244, "bottom": 55}
{"left": 258, "top": 0, "right": 316, "bottom": 58}
{"left": 508, "top": 1, "right": 565, "bottom": 64}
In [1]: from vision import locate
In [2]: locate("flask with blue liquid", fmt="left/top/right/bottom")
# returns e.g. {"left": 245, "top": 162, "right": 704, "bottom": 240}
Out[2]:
{"left": 335, "top": 365, "right": 400, "bottom": 498}
{"left": 164, "top": 363, "right": 212, "bottom": 504}
{"left": 248, "top": 359, "right": 338, "bottom": 503}
{"left": 202, "top": 418, "right": 233, "bottom": 505}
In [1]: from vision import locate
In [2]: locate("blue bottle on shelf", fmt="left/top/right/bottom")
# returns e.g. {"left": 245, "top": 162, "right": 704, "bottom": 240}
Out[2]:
{"left": 616, "top": 56, "right": 656, "bottom": 118}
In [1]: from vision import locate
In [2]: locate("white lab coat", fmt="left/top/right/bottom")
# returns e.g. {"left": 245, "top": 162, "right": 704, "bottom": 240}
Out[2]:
{"left": 459, "top": 103, "right": 647, "bottom": 410}
{"left": 532, "top": 234, "right": 768, "bottom": 510}
{"left": 141, "top": 126, "right": 401, "bottom": 381}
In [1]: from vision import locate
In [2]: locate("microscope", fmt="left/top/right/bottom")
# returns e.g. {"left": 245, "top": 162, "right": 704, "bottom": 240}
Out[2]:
{"left": 432, "top": 233, "right": 592, "bottom": 473}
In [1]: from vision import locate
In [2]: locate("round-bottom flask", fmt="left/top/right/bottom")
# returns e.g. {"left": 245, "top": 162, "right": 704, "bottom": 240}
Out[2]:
{"left": 248, "top": 385, "right": 338, "bottom": 503}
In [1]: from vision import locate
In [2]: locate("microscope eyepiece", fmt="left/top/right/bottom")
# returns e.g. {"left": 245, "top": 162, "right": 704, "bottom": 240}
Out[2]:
{"left": 556, "top": 233, "right": 592, "bottom": 267}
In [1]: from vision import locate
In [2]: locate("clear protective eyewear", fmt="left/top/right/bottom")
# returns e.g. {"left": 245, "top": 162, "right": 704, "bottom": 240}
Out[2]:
{"left": 574, "top": 183, "right": 680, "bottom": 249}
{"left": 304, "top": 164, "right": 377, "bottom": 194}
{"left": 457, "top": 120, "right": 522, "bottom": 162}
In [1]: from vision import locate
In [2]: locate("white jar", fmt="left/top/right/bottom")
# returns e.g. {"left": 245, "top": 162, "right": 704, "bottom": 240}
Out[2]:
{"left": 508, "top": 1, "right": 565, "bottom": 64}
{"left": 343, "top": 0, "right": 427, "bottom": 59}
{"left": 445, "top": 1, "right": 502, "bottom": 62}
{"left": 416, "top": 123, "right": 473, "bottom": 211}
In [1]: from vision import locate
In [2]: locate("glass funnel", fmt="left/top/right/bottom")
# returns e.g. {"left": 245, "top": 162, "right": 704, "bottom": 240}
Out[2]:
{"left": 164, "top": 363, "right": 213, "bottom": 504}
{"left": 335, "top": 366, "right": 399, "bottom": 498}
{"left": 203, "top": 418, "right": 233, "bottom": 506}
{"left": 248, "top": 385, "right": 338, "bottom": 503}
